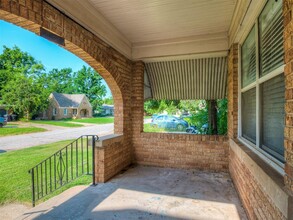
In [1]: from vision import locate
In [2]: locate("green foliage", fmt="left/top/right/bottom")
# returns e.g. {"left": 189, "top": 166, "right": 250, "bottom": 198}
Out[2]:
{"left": 143, "top": 99, "right": 227, "bottom": 135}
{"left": 46, "top": 68, "right": 75, "bottom": 93}
{"left": 2, "top": 75, "right": 49, "bottom": 119}
{"left": 0, "top": 46, "right": 44, "bottom": 92}
{"left": 0, "top": 46, "right": 108, "bottom": 118}
{"left": 103, "top": 96, "right": 114, "bottom": 105}
{"left": 73, "top": 66, "right": 106, "bottom": 112}
{"left": 0, "top": 46, "right": 49, "bottom": 119}
{"left": 31, "top": 120, "right": 83, "bottom": 127}
{"left": 217, "top": 98, "right": 228, "bottom": 135}
{"left": 144, "top": 99, "right": 180, "bottom": 115}
{"left": 0, "top": 140, "right": 92, "bottom": 205}
{"left": 0, "top": 127, "right": 46, "bottom": 137}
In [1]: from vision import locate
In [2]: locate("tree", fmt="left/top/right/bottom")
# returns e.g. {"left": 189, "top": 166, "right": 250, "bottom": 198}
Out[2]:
{"left": 0, "top": 46, "right": 48, "bottom": 119}
{"left": 46, "top": 68, "right": 75, "bottom": 93}
{"left": 0, "top": 46, "right": 44, "bottom": 94}
{"left": 1, "top": 75, "right": 49, "bottom": 120}
{"left": 103, "top": 96, "right": 114, "bottom": 105}
{"left": 73, "top": 66, "right": 106, "bottom": 111}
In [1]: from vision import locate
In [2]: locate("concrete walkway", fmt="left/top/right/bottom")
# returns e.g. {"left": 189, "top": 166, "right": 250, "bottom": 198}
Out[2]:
{"left": 17, "top": 166, "right": 247, "bottom": 220}
{"left": 0, "top": 123, "right": 114, "bottom": 152}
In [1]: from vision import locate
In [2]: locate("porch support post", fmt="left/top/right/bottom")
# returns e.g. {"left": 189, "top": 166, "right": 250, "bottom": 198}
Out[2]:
{"left": 131, "top": 61, "right": 145, "bottom": 152}
{"left": 227, "top": 44, "right": 239, "bottom": 139}
{"left": 284, "top": 0, "right": 293, "bottom": 195}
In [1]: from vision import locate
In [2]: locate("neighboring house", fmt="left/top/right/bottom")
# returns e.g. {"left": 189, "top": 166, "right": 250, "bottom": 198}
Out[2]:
{"left": 46, "top": 92, "right": 92, "bottom": 120}
{"left": 101, "top": 104, "right": 114, "bottom": 116}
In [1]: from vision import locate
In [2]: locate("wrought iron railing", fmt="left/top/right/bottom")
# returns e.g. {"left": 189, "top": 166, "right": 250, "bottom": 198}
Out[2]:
{"left": 28, "top": 135, "right": 98, "bottom": 207}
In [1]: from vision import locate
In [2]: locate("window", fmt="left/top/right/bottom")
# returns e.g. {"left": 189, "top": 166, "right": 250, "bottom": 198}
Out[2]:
{"left": 73, "top": 109, "right": 77, "bottom": 115}
{"left": 240, "top": 0, "right": 284, "bottom": 162}
{"left": 53, "top": 108, "right": 57, "bottom": 116}
{"left": 63, "top": 108, "right": 67, "bottom": 116}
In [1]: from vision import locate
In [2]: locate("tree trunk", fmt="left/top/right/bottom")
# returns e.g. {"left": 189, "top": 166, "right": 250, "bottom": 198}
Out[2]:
{"left": 207, "top": 100, "right": 218, "bottom": 135}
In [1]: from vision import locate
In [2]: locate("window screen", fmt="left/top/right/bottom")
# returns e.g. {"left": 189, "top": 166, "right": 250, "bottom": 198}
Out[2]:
{"left": 241, "top": 26, "right": 256, "bottom": 88}
{"left": 259, "top": 0, "right": 283, "bottom": 77}
{"left": 261, "top": 74, "right": 285, "bottom": 161}
{"left": 242, "top": 88, "right": 256, "bottom": 144}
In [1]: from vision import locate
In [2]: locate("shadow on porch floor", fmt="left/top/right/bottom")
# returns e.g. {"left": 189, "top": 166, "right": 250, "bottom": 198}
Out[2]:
{"left": 18, "top": 165, "right": 247, "bottom": 220}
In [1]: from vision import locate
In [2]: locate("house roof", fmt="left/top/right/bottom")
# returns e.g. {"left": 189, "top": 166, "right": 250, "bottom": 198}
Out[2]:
{"left": 51, "top": 92, "right": 88, "bottom": 108}
{"left": 102, "top": 104, "right": 114, "bottom": 110}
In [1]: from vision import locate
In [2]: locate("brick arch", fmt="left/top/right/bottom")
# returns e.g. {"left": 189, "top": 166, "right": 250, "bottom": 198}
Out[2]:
{"left": 0, "top": 0, "right": 133, "bottom": 134}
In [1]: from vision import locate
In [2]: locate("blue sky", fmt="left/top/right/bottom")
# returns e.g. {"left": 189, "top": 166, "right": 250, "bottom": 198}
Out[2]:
{"left": 0, "top": 20, "right": 111, "bottom": 97}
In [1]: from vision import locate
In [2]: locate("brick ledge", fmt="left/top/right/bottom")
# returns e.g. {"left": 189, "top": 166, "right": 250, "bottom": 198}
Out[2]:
{"left": 95, "top": 134, "right": 123, "bottom": 148}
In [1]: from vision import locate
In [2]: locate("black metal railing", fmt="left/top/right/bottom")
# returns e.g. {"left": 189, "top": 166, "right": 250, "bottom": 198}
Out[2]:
{"left": 28, "top": 135, "right": 98, "bottom": 207}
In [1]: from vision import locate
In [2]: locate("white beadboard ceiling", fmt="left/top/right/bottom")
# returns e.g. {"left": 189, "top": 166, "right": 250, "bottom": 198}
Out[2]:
{"left": 89, "top": 0, "right": 236, "bottom": 43}
{"left": 46, "top": 0, "right": 238, "bottom": 60}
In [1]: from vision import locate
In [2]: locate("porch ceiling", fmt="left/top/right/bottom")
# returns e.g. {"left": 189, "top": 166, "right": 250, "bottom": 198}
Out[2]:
{"left": 46, "top": 0, "right": 237, "bottom": 60}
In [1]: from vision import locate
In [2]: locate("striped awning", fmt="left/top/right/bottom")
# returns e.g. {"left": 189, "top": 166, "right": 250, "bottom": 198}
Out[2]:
{"left": 144, "top": 57, "right": 227, "bottom": 100}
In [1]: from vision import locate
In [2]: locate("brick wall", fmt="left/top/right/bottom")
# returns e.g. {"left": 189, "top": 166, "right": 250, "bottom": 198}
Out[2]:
{"left": 95, "top": 135, "right": 131, "bottom": 183}
{"left": 135, "top": 133, "right": 229, "bottom": 171}
{"left": 229, "top": 140, "right": 287, "bottom": 220}
{"left": 227, "top": 42, "right": 292, "bottom": 219}
{"left": 284, "top": 0, "right": 293, "bottom": 194}
{"left": 227, "top": 43, "right": 238, "bottom": 139}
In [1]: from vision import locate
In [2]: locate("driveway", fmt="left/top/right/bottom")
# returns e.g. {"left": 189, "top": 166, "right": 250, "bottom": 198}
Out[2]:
{"left": 0, "top": 123, "right": 114, "bottom": 152}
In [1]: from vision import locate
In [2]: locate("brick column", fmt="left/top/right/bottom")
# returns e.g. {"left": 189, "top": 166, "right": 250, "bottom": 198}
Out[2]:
{"left": 284, "top": 0, "right": 293, "bottom": 193}
{"left": 227, "top": 44, "right": 239, "bottom": 139}
{"left": 131, "top": 61, "right": 145, "bottom": 153}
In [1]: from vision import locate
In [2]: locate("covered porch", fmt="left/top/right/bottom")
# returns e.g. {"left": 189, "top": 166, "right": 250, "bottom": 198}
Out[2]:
{"left": 18, "top": 166, "right": 247, "bottom": 220}
{"left": 0, "top": 0, "right": 293, "bottom": 219}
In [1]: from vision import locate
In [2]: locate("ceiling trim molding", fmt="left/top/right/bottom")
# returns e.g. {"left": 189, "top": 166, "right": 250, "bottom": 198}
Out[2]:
{"left": 46, "top": 0, "right": 132, "bottom": 59}
{"left": 228, "top": 0, "right": 267, "bottom": 46}
{"left": 142, "top": 51, "right": 228, "bottom": 63}
{"left": 133, "top": 33, "right": 228, "bottom": 61}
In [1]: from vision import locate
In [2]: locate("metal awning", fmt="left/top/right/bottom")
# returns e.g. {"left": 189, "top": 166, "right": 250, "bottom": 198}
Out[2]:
{"left": 144, "top": 57, "right": 227, "bottom": 100}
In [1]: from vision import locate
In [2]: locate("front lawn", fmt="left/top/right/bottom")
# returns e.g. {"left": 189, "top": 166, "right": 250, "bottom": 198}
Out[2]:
{"left": 31, "top": 120, "right": 83, "bottom": 127}
{"left": 0, "top": 127, "right": 46, "bottom": 137}
{"left": 0, "top": 140, "right": 92, "bottom": 205}
{"left": 68, "top": 117, "right": 114, "bottom": 124}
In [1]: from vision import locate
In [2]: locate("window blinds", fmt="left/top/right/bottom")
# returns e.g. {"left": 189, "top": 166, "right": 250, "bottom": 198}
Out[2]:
{"left": 261, "top": 74, "right": 285, "bottom": 161}
{"left": 259, "top": 0, "right": 284, "bottom": 76}
{"left": 242, "top": 88, "right": 256, "bottom": 144}
{"left": 241, "top": 26, "right": 256, "bottom": 88}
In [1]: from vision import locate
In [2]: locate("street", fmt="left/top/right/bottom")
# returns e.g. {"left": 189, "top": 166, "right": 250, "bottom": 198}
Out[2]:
{"left": 0, "top": 123, "right": 114, "bottom": 152}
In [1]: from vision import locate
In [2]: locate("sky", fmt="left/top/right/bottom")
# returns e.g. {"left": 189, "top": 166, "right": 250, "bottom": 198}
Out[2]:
{"left": 0, "top": 20, "right": 112, "bottom": 97}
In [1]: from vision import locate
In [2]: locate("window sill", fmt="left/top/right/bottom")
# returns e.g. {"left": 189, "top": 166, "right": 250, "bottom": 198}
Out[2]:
{"left": 236, "top": 137, "right": 285, "bottom": 185}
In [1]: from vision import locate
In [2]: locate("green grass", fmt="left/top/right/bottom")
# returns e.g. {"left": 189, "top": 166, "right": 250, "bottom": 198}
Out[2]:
{"left": 31, "top": 120, "right": 84, "bottom": 127}
{"left": 0, "top": 127, "right": 47, "bottom": 137}
{"left": 66, "top": 117, "right": 114, "bottom": 124}
{"left": 0, "top": 140, "right": 92, "bottom": 206}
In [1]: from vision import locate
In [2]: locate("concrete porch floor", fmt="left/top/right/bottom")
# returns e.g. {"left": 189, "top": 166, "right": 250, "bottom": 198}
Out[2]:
{"left": 18, "top": 166, "right": 247, "bottom": 220}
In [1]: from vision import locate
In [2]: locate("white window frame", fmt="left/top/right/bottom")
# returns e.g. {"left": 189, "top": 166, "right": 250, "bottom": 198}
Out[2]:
{"left": 63, "top": 108, "right": 68, "bottom": 116}
{"left": 53, "top": 108, "right": 57, "bottom": 116}
{"left": 238, "top": 2, "right": 285, "bottom": 174}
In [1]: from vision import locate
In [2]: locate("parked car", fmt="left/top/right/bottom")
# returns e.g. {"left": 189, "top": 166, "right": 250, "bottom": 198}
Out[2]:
{"left": 151, "top": 115, "right": 188, "bottom": 131}
{"left": 0, "top": 116, "right": 7, "bottom": 128}
{"left": 186, "top": 125, "right": 198, "bottom": 134}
